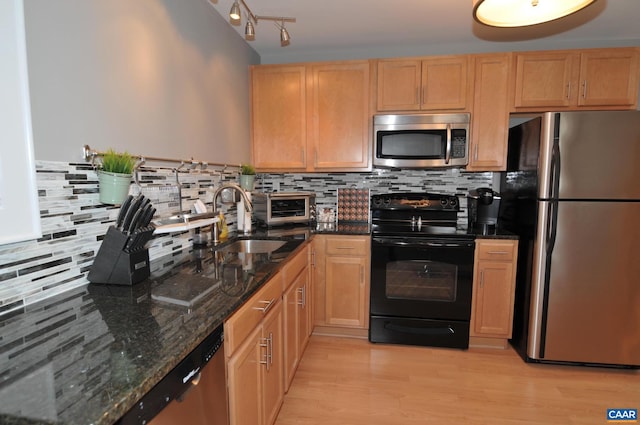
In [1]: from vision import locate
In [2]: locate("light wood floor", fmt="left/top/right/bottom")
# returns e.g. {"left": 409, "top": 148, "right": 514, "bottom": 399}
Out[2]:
{"left": 275, "top": 336, "right": 639, "bottom": 425}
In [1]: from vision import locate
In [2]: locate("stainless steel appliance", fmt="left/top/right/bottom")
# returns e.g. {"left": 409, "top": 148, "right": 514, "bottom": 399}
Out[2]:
{"left": 369, "top": 193, "right": 475, "bottom": 349}
{"left": 373, "top": 113, "right": 470, "bottom": 168}
{"left": 501, "top": 111, "right": 640, "bottom": 368}
{"left": 252, "top": 191, "right": 316, "bottom": 226}
{"left": 467, "top": 188, "right": 501, "bottom": 233}
{"left": 117, "top": 324, "right": 229, "bottom": 424}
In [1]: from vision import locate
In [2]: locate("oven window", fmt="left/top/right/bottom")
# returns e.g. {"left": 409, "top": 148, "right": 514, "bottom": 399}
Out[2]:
{"left": 270, "top": 199, "right": 306, "bottom": 218}
{"left": 385, "top": 259, "right": 457, "bottom": 302}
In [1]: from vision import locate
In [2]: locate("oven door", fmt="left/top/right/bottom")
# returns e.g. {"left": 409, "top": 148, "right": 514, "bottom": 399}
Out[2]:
{"left": 370, "top": 236, "right": 475, "bottom": 348}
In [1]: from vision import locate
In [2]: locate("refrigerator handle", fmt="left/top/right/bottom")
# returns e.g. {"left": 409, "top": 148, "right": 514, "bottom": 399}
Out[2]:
{"left": 546, "top": 139, "right": 561, "bottom": 249}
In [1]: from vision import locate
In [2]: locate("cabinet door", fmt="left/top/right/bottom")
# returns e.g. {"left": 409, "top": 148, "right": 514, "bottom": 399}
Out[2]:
{"left": 297, "top": 271, "right": 311, "bottom": 353}
{"left": 261, "top": 302, "right": 284, "bottom": 425}
{"left": 251, "top": 65, "right": 307, "bottom": 170}
{"left": 471, "top": 261, "right": 516, "bottom": 338}
{"left": 514, "top": 52, "right": 579, "bottom": 108}
{"left": 312, "top": 236, "right": 327, "bottom": 326}
{"left": 307, "top": 61, "right": 371, "bottom": 171}
{"left": 471, "top": 240, "right": 518, "bottom": 339}
{"left": 282, "top": 281, "right": 299, "bottom": 391}
{"left": 467, "top": 53, "right": 512, "bottom": 171}
{"left": 421, "top": 56, "right": 470, "bottom": 110}
{"left": 578, "top": 48, "right": 640, "bottom": 107}
{"left": 325, "top": 255, "right": 368, "bottom": 328}
{"left": 227, "top": 325, "right": 263, "bottom": 425}
{"left": 376, "top": 59, "right": 421, "bottom": 111}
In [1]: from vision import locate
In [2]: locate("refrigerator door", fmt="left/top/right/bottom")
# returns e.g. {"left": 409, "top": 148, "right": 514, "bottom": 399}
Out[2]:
{"left": 555, "top": 111, "right": 640, "bottom": 200}
{"left": 528, "top": 200, "right": 640, "bottom": 366}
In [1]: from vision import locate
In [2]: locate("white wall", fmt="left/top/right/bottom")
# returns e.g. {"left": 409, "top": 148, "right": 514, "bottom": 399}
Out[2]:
{"left": 23, "top": 0, "right": 259, "bottom": 164}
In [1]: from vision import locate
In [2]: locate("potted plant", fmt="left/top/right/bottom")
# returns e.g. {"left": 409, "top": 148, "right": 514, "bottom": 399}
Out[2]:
{"left": 239, "top": 164, "right": 256, "bottom": 191}
{"left": 97, "top": 149, "right": 136, "bottom": 205}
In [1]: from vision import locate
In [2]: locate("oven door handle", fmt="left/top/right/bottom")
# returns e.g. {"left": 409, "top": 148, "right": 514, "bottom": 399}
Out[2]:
{"left": 372, "top": 237, "right": 474, "bottom": 249}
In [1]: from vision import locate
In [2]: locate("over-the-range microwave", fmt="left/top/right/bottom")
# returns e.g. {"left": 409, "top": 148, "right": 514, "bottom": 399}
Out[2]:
{"left": 373, "top": 113, "right": 470, "bottom": 168}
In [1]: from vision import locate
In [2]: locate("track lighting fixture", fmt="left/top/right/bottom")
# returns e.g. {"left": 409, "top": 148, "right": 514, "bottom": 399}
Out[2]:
{"left": 245, "top": 19, "right": 255, "bottom": 41}
{"left": 229, "top": 1, "right": 241, "bottom": 23}
{"left": 473, "top": 0, "right": 597, "bottom": 27}
{"left": 223, "top": 0, "right": 295, "bottom": 47}
{"left": 279, "top": 23, "right": 290, "bottom": 46}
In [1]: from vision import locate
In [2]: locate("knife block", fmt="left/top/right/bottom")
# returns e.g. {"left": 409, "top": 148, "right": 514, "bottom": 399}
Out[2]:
{"left": 88, "top": 226, "right": 150, "bottom": 286}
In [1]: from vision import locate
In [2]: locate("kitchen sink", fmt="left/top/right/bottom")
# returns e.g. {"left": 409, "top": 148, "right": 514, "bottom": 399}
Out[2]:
{"left": 221, "top": 239, "right": 286, "bottom": 254}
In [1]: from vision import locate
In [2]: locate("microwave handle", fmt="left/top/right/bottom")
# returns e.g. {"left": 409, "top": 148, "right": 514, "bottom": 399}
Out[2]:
{"left": 445, "top": 124, "right": 452, "bottom": 165}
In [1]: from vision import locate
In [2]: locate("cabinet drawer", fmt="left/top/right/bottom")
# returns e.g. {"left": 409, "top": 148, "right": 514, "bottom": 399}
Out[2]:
{"left": 477, "top": 240, "right": 516, "bottom": 261}
{"left": 224, "top": 272, "right": 283, "bottom": 355}
{"left": 282, "top": 245, "right": 308, "bottom": 290}
{"left": 325, "top": 237, "right": 369, "bottom": 256}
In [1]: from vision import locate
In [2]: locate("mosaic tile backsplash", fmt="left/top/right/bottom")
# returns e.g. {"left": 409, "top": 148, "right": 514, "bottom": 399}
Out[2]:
{"left": 0, "top": 161, "right": 492, "bottom": 316}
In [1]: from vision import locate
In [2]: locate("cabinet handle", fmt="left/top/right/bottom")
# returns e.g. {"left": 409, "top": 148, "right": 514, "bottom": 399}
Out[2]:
{"left": 253, "top": 299, "right": 275, "bottom": 315}
{"left": 421, "top": 87, "right": 426, "bottom": 105}
{"left": 268, "top": 332, "right": 274, "bottom": 366}
{"left": 301, "top": 148, "right": 305, "bottom": 164}
{"left": 474, "top": 144, "right": 479, "bottom": 161}
{"left": 566, "top": 81, "right": 571, "bottom": 100}
{"left": 360, "top": 265, "right": 364, "bottom": 284}
{"left": 582, "top": 80, "right": 587, "bottom": 99}
{"left": 487, "top": 251, "right": 508, "bottom": 255}
{"left": 260, "top": 338, "right": 269, "bottom": 370}
{"left": 311, "top": 250, "right": 316, "bottom": 267}
{"left": 297, "top": 286, "right": 306, "bottom": 307}
{"left": 480, "top": 270, "right": 484, "bottom": 288}
{"left": 336, "top": 246, "right": 354, "bottom": 250}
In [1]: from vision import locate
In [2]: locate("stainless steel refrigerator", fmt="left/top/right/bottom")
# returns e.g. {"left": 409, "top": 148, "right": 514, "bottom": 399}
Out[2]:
{"left": 500, "top": 111, "right": 640, "bottom": 368}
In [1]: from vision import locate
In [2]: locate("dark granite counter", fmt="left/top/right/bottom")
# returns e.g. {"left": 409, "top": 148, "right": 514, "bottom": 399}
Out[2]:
{"left": 0, "top": 232, "right": 307, "bottom": 425}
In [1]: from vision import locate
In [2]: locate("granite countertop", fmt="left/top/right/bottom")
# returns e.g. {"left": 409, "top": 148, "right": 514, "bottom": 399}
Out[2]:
{"left": 0, "top": 222, "right": 515, "bottom": 425}
{"left": 0, "top": 230, "right": 308, "bottom": 425}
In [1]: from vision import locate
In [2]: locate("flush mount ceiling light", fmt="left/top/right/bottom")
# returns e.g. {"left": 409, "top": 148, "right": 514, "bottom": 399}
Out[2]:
{"left": 222, "top": 0, "right": 296, "bottom": 46}
{"left": 472, "top": 0, "right": 598, "bottom": 27}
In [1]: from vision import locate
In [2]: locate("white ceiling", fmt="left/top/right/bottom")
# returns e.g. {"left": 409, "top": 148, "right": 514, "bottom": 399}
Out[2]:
{"left": 206, "top": 0, "right": 640, "bottom": 64}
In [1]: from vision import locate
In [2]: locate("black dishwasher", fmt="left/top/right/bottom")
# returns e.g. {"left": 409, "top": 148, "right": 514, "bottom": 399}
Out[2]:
{"left": 117, "top": 324, "right": 228, "bottom": 425}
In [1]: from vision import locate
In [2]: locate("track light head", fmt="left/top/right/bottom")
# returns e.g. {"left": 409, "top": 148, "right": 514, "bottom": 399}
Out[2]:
{"left": 245, "top": 20, "right": 255, "bottom": 41}
{"left": 280, "top": 25, "right": 290, "bottom": 46}
{"left": 229, "top": 1, "right": 241, "bottom": 23}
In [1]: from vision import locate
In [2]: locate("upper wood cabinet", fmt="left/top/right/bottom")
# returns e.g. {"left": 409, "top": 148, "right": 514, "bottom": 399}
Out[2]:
{"left": 307, "top": 62, "right": 371, "bottom": 171}
{"left": 467, "top": 53, "right": 513, "bottom": 172}
{"left": 251, "top": 61, "right": 371, "bottom": 172}
{"left": 513, "top": 47, "right": 640, "bottom": 110}
{"left": 251, "top": 65, "right": 307, "bottom": 170}
{"left": 376, "top": 56, "right": 471, "bottom": 111}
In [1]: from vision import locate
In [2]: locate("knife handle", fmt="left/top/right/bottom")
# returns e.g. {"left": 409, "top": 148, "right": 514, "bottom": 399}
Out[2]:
{"left": 116, "top": 195, "right": 134, "bottom": 229}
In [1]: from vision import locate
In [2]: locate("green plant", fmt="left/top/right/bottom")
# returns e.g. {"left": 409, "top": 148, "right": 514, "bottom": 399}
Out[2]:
{"left": 100, "top": 149, "right": 136, "bottom": 175}
{"left": 240, "top": 164, "right": 256, "bottom": 175}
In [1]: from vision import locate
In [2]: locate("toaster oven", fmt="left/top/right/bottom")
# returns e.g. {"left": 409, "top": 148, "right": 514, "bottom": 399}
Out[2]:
{"left": 252, "top": 192, "right": 316, "bottom": 226}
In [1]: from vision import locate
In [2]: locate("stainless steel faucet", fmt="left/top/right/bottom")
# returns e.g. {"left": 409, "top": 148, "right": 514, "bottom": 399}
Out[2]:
{"left": 211, "top": 183, "right": 253, "bottom": 242}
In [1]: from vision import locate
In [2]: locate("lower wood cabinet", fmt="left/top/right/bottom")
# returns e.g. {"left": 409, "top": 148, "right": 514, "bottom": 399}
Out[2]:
{"left": 225, "top": 273, "right": 284, "bottom": 425}
{"left": 282, "top": 245, "right": 311, "bottom": 392}
{"left": 312, "top": 235, "right": 370, "bottom": 336}
{"left": 470, "top": 239, "right": 519, "bottom": 348}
